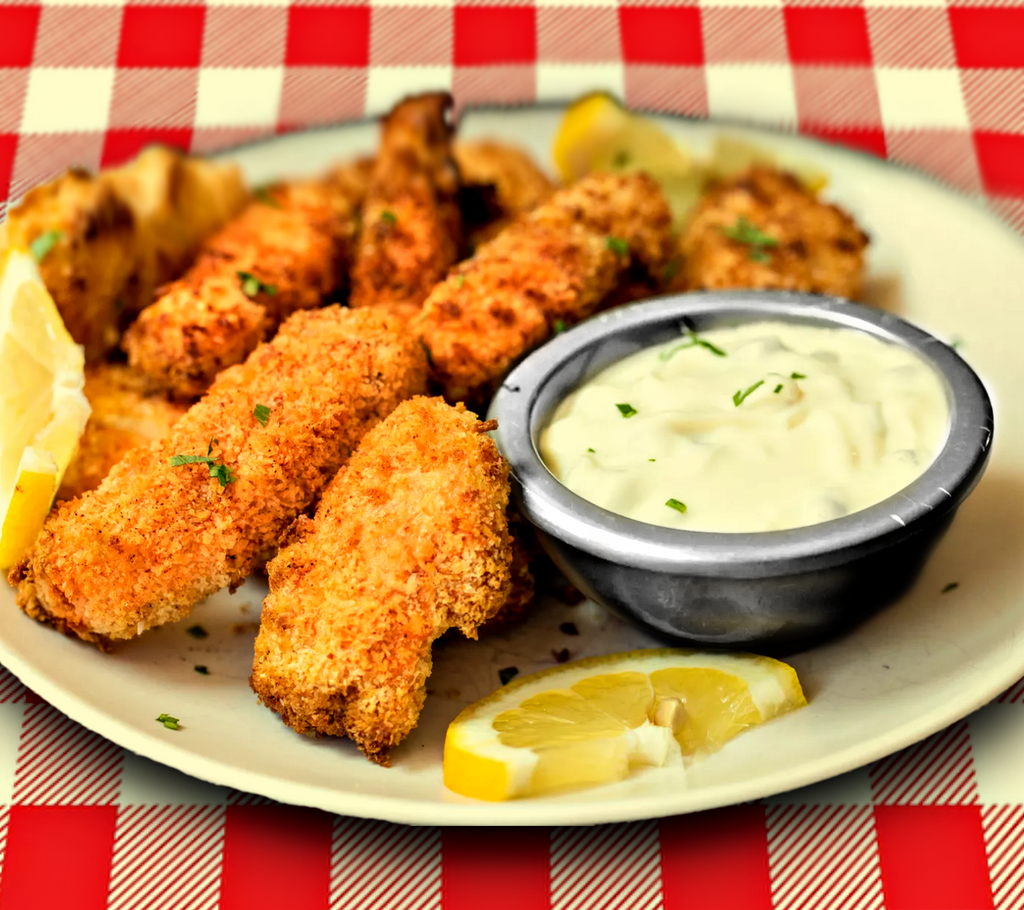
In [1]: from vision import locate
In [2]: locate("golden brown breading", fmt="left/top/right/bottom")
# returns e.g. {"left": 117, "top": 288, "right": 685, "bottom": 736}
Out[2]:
{"left": 57, "top": 364, "right": 189, "bottom": 502}
{"left": 350, "top": 93, "right": 461, "bottom": 314}
{"left": 4, "top": 169, "right": 138, "bottom": 361}
{"left": 124, "top": 183, "right": 356, "bottom": 398}
{"left": 417, "top": 172, "right": 673, "bottom": 405}
{"left": 481, "top": 513, "right": 537, "bottom": 633}
{"left": 455, "top": 140, "right": 556, "bottom": 248}
{"left": 677, "top": 166, "right": 869, "bottom": 300}
{"left": 11, "top": 307, "right": 428, "bottom": 646}
{"left": 251, "top": 396, "right": 512, "bottom": 764}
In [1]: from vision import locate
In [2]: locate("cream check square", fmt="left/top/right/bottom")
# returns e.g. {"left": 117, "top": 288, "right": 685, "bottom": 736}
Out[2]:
{"left": 21, "top": 67, "right": 114, "bottom": 134}
{"left": 536, "top": 63, "right": 624, "bottom": 104}
{"left": 195, "top": 67, "right": 284, "bottom": 128}
{"left": 876, "top": 68, "right": 971, "bottom": 130}
{"left": 366, "top": 66, "right": 453, "bottom": 117}
{"left": 706, "top": 63, "right": 797, "bottom": 127}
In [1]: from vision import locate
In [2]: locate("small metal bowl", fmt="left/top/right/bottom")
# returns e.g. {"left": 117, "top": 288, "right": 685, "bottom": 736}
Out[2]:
{"left": 490, "top": 291, "right": 994, "bottom": 655}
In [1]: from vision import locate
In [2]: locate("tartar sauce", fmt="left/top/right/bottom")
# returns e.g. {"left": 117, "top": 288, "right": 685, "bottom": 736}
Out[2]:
{"left": 540, "top": 321, "right": 949, "bottom": 532}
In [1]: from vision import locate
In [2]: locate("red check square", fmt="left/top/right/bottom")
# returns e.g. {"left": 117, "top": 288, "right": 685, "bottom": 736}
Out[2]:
{"left": 455, "top": 7, "right": 536, "bottom": 66}
{"left": 118, "top": 5, "right": 205, "bottom": 69}
{"left": 620, "top": 7, "right": 703, "bottom": 66}
{"left": 443, "top": 828, "right": 551, "bottom": 910}
{"left": 101, "top": 128, "right": 193, "bottom": 169}
{"left": 802, "top": 124, "right": 886, "bottom": 159}
{"left": 0, "top": 6, "right": 40, "bottom": 68}
{"left": 951, "top": 9, "right": 1024, "bottom": 70}
{"left": 975, "top": 132, "right": 1024, "bottom": 198}
{"left": 286, "top": 6, "right": 370, "bottom": 68}
{"left": 784, "top": 8, "right": 872, "bottom": 67}
{"left": 0, "top": 134, "right": 17, "bottom": 205}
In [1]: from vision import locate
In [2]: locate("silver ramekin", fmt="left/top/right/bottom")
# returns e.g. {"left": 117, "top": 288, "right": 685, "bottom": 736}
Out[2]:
{"left": 489, "top": 291, "right": 994, "bottom": 654}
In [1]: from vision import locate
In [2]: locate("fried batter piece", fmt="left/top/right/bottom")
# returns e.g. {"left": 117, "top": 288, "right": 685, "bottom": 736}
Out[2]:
{"left": 350, "top": 93, "right": 461, "bottom": 316}
{"left": 455, "top": 140, "right": 556, "bottom": 249}
{"left": 418, "top": 172, "right": 673, "bottom": 404}
{"left": 124, "top": 180, "right": 358, "bottom": 398}
{"left": 251, "top": 396, "right": 512, "bottom": 764}
{"left": 3, "top": 152, "right": 247, "bottom": 361}
{"left": 677, "top": 166, "right": 869, "bottom": 300}
{"left": 57, "top": 364, "right": 189, "bottom": 502}
{"left": 11, "top": 307, "right": 428, "bottom": 646}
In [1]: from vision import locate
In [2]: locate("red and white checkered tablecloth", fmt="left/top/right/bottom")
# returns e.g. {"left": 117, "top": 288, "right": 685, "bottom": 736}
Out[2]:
{"left": 2, "top": 3, "right": 1024, "bottom": 908}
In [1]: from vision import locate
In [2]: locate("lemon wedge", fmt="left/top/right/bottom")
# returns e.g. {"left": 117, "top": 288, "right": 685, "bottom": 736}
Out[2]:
{"left": 444, "top": 648, "right": 806, "bottom": 801}
{"left": 0, "top": 248, "right": 90, "bottom": 569}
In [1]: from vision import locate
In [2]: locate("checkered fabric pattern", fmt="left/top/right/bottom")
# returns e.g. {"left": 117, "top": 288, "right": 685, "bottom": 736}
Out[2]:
{"left": 3, "top": 2, "right": 1024, "bottom": 907}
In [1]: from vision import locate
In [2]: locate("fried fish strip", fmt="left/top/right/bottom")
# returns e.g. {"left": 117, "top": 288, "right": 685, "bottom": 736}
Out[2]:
{"left": 676, "top": 166, "right": 869, "bottom": 300}
{"left": 12, "top": 307, "right": 428, "bottom": 646}
{"left": 124, "top": 179, "right": 358, "bottom": 398}
{"left": 57, "top": 364, "right": 189, "bottom": 502}
{"left": 251, "top": 396, "right": 512, "bottom": 764}
{"left": 418, "top": 172, "right": 673, "bottom": 404}
{"left": 350, "top": 93, "right": 461, "bottom": 317}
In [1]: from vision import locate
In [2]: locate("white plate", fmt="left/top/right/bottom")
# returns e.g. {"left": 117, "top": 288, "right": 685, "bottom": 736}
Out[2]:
{"left": 2, "top": 107, "right": 1024, "bottom": 826}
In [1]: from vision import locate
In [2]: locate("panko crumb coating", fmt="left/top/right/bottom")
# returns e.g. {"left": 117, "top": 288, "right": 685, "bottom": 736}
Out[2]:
{"left": 417, "top": 171, "right": 673, "bottom": 405}
{"left": 350, "top": 93, "right": 462, "bottom": 315}
{"left": 677, "top": 166, "right": 869, "bottom": 300}
{"left": 57, "top": 364, "right": 190, "bottom": 502}
{"left": 251, "top": 396, "right": 512, "bottom": 764}
{"left": 11, "top": 307, "right": 428, "bottom": 647}
{"left": 124, "top": 178, "right": 359, "bottom": 399}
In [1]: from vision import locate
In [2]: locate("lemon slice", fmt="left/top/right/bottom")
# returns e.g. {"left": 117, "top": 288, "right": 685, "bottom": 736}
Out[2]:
{"left": 552, "top": 93, "right": 706, "bottom": 226}
{"left": 444, "top": 648, "right": 806, "bottom": 801}
{"left": 0, "top": 248, "right": 90, "bottom": 569}
{"left": 709, "top": 135, "right": 830, "bottom": 196}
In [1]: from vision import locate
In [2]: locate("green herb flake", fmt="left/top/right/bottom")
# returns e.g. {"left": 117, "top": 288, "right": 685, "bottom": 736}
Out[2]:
{"left": 612, "top": 150, "right": 631, "bottom": 169}
{"left": 720, "top": 216, "right": 778, "bottom": 263}
{"left": 237, "top": 271, "right": 276, "bottom": 299}
{"left": 665, "top": 498, "right": 688, "bottom": 514}
{"left": 659, "top": 330, "right": 727, "bottom": 362}
{"left": 253, "top": 186, "right": 282, "bottom": 209}
{"left": 194, "top": 665, "right": 209, "bottom": 675}
{"left": 791, "top": 372, "right": 806, "bottom": 380}
{"left": 170, "top": 440, "right": 237, "bottom": 487}
{"left": 380, "top": 210, "right": 398, "bottom": 226}
{"left": 733, "top": 380, "right": 765, "bottom": 407}
{"left": 615, "top": 403, "right": 638, "bottom": 418}
{"left": 30, "top": 230, "right": 63, "bottom": 263}
{"left": 499, "top": 666, "right": 519, "bottom": 686}
{"left": 156, "top": 713, "right": 180, "bottom": 731}
{"left": 187, "top": 625, "right": 208, "bottom": 639}
{"left": 587, "top": 447, "right": 595, "bottom": 453}
{"left": 606, "top": 236, "right": 629, "bottom": 256}
{"left": 942, "top": 582, "right": 959, "bottom": 594}
{"left": 774, "top": 383, "right": 784, "bottom": 394}
{"left": 553, "top": 319, "right": 567, "bottom": 335}
{"left": 950, "top": 337, "right": 964, "bottom": 350}
{"left": 455, "top": 274, "right": 466, "bottom": 288}
{"left": 253, "top": 403, "right": 272, "bottom": 427}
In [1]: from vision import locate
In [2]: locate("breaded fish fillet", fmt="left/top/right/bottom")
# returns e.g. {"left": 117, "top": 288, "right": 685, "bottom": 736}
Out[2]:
{"left": 251, "top": 396, "right": 512, "bottom": 764}
{"left": 350, "top": 94, "right": 461, "bottom": 316}
{"left": 677, "top": 166, "right": 869, "bottom": 300}
{"left": 124, "top": 181, "right": 357, "bottom": 398}
{"left": 455, "top": 140, "right": 556, "bottom": 249}
{"left": 57, "top": 364, "right": 189, "bottom": 502}
{"left": 417, "top": 172, "right": 673, "bottom": 404}
{"left": 11, "top": 307, "right": 428, "bottom": 646}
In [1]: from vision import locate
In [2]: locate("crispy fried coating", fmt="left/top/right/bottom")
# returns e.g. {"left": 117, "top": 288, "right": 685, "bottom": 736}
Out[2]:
{"left": 57, "top": 364, "right": 189, "bottom": 502}
{"left": 481, "top": 513, "right": 537, "bottom": 633}
{"left": 4, "top": 169, "right": 138, "bottom": 361}
{"left": 350, "top": 93, "right": 461, "bottom": 314}
{"left": 417, "top": 172, "right": 673, "bottom": 404}
{"left": 125, "top": 181, "right": 356, "bottom": 398}
{"left": 678, "top": 166, "right": 869, "bottom": 300}
{"left": 251, "top": 396, "right": 512, "bottom": 764}
{"left": 11, "top": 307, "right": 428, "bottom": 646}
{"left": 455, "top": 140, "right": 556, "bottom": 249}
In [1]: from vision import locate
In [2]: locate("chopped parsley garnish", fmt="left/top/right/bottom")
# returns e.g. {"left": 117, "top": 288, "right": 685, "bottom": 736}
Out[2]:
{"left": 942, "top": 582, "right": 959, "bottom": 594}
{"left": 30, "top": 230, "right": 63, "bottom": 263}
{"left": 553, "top": 319, "right": 567, "bottom": 334}
{"left": 194, "top": 665, "right": 209, "bottom": 675}
{"left": 237, "top": 271, "right": 277, "bottom": 298}
{"left": 253, "top": 186, "right": 282, "bottom": 209}
{"left": 170, "top": 440, "right": 238, "bottom": 487}
{"left": 455, "top": 274, "right": 466, "bottom": 288}
{"left": 665, "top": 498, "right": 688, "bottom": 514}
{"left": 660, "top": 328, "right": 727, "bottom": 361}
{"left": 774, "top": 383, "right": 784, "bottom": 394}
{"left": 156, "top": 713, "right": 180, "bottom": 730}
{"left": 560, "top": 622, "right": 579, "bottom": 636}
{"left": 951, "top": 337, "right": 964, "bottom": 350}
{"left": 791, "top": 372, "right": 806, "bottom": 380}
{"left": 587, "top": 447, "right": 595, "bottom": 453}
{"left": 499, "top": 666, "right": 519, "bottom": 686}
{"left": 648, "top": 458, "right": 656, "bottom": 462}
{"left": 187, "top": 625, "right": 208, "bottom": 639}
{"left": 606, "top": 236, "right": 629, "bottom": 256}
{"left": 253, "top": 403, "right": 271, "bottom": 427}
{"left": 733, "top": 380, "right": 764, "bottom": 407}
{"left": 720, "top": 216, "right": 778, "bottom": 263}
{"left": 616, "top": 403, "right": 638, "bottom": 418}
{"left": 380, "top": 210, "right": 397, "bottom": 225}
